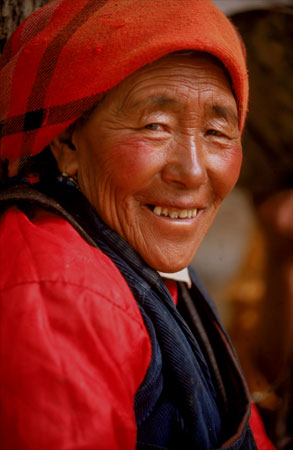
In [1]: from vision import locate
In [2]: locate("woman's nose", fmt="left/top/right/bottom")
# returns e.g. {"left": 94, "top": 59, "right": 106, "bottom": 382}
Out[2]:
{"left": 161, "top": 135, "right": 207, "bottom": 189}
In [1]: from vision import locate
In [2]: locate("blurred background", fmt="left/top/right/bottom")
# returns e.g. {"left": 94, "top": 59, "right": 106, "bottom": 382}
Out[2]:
{"left": 1, "top": 0, "right": 292, "bottom": 448}
{"left": 194, "top": 1, "right": 293, "bottom": 448}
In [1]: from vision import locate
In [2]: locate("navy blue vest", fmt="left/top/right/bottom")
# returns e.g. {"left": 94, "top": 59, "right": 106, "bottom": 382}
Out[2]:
{"left": 1, "top": 181, "right": 257, "bottom": 450}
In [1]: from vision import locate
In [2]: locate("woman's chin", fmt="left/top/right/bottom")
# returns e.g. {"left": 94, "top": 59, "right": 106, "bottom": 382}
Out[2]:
{"left": 144, "top": 249, "right": 196, "bottom": 274}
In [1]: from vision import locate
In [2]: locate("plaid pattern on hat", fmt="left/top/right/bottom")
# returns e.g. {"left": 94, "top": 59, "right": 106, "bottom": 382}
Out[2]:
{"left": 0, "top": 0, "right": 248, "bottom": 161}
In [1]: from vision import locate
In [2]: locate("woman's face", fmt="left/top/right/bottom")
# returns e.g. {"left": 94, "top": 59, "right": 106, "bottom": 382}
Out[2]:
{"left": 71, "top": 53, "right": 242, "bottom": 272}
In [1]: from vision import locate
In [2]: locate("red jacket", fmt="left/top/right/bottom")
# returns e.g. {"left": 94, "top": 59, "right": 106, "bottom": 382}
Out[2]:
{"left": 0, "top": 206, "right": 151, "bottom": 449}
{"left": 0, "top": 206, "right": 273, "bottom": 449}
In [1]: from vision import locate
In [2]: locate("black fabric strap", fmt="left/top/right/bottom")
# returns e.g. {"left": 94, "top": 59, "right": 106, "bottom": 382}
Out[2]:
{"left": 178, "top": 282, "right": 229, "bottom": 414}
{"left": 0, "top": 184, "right": 99, "bottom": 250}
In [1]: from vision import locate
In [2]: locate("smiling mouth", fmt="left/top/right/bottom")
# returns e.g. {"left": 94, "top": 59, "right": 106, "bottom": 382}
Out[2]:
{"left": 147, "top": 205, "right": 198, "bottom": 219}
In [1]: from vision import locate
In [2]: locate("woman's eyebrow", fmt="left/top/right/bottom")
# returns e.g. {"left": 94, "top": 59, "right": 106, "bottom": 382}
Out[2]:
{"left": 125, "top": 97, "right": 239, "bottom": 125}
{"left": 209, "top": 104, "right": 239, "bottom": 124}
{"left": 130, "top": 95, "right": 182, "bottom": 111}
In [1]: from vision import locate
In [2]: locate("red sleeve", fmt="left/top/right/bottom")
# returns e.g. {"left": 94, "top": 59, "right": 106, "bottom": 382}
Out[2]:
{"left": 249, "top": 402, "right": 275, "bottom": 450}
{"left": 0, "top": 208, "right": 151, "bottom": 450}
{"left": 0, "top": 281, "right": 151, "bottom": 450}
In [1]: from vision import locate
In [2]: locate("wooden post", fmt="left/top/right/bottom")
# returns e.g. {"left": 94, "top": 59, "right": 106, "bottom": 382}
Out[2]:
{"left": 0, "top": 0, "right": 52, "bottom": 52}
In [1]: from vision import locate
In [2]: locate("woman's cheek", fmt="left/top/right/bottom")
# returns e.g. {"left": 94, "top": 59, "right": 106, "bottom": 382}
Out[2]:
{"left": 211, "top": 144, "right": 242, "bottom": 199}
{"left": 107, "top": 137, "right": 164, "bottom": 187}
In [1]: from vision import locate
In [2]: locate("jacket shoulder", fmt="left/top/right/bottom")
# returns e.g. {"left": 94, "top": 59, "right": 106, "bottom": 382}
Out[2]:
{"left": 0, "top": 206, "right": 141, "bottom": 319}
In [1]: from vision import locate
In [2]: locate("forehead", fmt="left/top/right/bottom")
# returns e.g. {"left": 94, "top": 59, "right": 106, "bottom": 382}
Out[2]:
{"left": 132, "top": 52, "right": 233, "bottom": 87}
{"left": 102, "top": 52, "right": 237, "bottom": 115}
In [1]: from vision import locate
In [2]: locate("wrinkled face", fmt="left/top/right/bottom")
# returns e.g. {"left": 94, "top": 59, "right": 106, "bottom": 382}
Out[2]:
{"left": 72, "top": 53, "right": 242, "bottom": 272}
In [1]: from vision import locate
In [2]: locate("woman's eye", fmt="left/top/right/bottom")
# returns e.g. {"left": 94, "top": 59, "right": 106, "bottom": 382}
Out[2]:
{"left": 144, "top": 123, "right": 162, "bottom": 131}
{"left": 206, "top": 129, "right": 224, "bottom": 137}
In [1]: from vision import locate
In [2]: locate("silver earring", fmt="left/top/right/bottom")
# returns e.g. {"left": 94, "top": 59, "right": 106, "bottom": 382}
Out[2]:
{"left": 57, "top": 172, "right": 80, "bottom": 190}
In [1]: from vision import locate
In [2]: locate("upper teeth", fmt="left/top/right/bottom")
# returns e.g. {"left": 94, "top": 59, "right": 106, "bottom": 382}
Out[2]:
{"left": 153, "top": 206, "right": 197, "bottom": 219}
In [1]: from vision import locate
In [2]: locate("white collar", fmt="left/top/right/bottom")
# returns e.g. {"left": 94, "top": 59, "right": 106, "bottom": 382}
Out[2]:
{"left": 158, "top": 268, "right": 192, "bottom": 288}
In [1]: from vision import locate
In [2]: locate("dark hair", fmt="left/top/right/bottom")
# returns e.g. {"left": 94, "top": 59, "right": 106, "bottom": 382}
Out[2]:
{"left": 16, "top": 147, "right": 59, "bottom": 182}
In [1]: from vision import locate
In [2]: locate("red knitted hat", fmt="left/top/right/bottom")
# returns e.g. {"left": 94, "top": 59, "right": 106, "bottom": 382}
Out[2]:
{"left": 0, "top": 0, "right": 248, "bottom": 161}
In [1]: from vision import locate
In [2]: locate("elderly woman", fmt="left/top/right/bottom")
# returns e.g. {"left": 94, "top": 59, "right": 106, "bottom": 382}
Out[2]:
{"left": 0, "top": 1, "right": 272, "bottom": 449}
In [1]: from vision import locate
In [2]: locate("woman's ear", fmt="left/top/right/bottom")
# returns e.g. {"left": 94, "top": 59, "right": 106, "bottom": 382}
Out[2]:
{"left": 50, "top": 129, "right": 79, "bottom": 176}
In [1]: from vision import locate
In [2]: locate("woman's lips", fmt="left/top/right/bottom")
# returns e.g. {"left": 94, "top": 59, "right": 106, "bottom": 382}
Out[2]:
{"left": 148, "top": 204, "right": 198, "bottom": 219}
